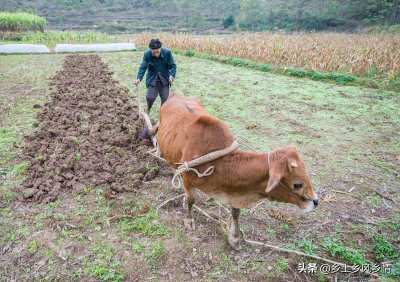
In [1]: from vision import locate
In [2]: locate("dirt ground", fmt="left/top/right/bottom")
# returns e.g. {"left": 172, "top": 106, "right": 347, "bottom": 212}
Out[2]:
{"left": 20, "top": 55, "right": 172, "bottom": 203}
{"left": 1, "top": 54, "right": 398, "bottom": 282}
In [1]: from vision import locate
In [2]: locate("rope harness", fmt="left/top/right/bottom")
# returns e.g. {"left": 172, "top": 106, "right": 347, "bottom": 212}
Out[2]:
{"left": 136, "top": 82, "right": 311, "bottom": 201}
{"left": 135, "top": 86, "right": 239, "bottom": 188}
{"left": 171, "top": 141, "right": 239, "bottom": 188}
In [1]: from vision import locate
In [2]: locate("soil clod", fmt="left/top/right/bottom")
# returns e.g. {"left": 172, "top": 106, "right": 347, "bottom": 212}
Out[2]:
{"left": 20, "top": 55, "right": 171, "bottom": 202}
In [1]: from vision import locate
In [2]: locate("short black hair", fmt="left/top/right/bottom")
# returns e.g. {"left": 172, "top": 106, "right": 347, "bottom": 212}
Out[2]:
{"left": 149, "top": 39, "right": 162, "bottom": 49}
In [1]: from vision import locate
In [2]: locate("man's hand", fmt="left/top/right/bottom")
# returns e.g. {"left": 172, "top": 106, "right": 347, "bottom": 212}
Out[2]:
{"left": 134, "top": 79, "right": 140, "bottom": 86}
{"left": 169, "top": 76, "right": 174, "bottom": 84}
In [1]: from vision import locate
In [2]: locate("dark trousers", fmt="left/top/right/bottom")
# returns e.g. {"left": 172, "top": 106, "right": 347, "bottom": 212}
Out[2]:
{"left": 146, "top": 80, "right": 169, "bottom": 113}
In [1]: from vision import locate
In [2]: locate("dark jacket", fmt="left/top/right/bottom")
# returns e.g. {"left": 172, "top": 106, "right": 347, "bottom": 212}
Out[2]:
{"left": 137, "top": 47, "right": 177, "bottom": 87}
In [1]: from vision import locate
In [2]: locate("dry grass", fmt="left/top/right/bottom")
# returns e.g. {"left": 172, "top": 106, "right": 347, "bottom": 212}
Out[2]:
{"left": 132, "top": 33, "right": 400, "bottom": 81}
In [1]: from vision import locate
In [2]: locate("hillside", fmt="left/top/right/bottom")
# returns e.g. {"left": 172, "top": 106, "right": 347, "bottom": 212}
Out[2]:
{"left": 1, "top": 0, "right": 399, "bottom": 33}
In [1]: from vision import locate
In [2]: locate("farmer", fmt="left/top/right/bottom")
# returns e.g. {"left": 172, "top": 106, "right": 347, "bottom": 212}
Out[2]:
{"left": 134, "top": 38, "right": 176, "bottom": 114}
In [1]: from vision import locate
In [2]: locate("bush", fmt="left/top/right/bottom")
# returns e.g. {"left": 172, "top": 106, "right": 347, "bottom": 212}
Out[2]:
{"left": 223, "top": 15, "right": 235, "bottom": 29}
{"left": 374, "top": 233, "right": 398, "bottom": 262}
{"left": 289, "top": 69, "right": 308, "bottom": 77}
{"left": 0, "top": 12, "right": 47, "bottom": 32}
{"left": 322, "top": 237, "right": 370, "bottom": 265}
{"left": 184, "top": 50, "right": 196, "bottom": 57}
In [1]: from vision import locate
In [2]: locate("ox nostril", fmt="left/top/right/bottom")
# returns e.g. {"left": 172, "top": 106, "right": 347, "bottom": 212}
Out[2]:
{"left": 313, "top": 199, "right": 319, "bottom": 207}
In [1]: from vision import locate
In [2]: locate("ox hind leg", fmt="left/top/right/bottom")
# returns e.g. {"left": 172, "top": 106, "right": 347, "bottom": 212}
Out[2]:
{"left": 183, "top": 180, "right": 196, "bottom": 230}
{"left": 227, "top": 207, "right": 241, "bottom": 250}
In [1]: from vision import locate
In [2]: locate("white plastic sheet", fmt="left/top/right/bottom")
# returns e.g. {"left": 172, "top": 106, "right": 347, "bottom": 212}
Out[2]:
{"left": 55, "top": 43, "right": 136, "bottom": 53}
{"left": 0, "top": 44, "right": 51, "bottom": 54}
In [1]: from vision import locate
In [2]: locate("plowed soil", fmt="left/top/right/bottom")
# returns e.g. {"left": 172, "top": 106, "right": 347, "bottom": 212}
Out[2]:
{"left": 20, "top": 55, "right": 171, "bottom": 202}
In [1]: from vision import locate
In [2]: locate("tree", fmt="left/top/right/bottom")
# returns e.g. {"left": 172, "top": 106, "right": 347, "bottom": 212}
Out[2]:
{"left": 239, "top": 0, "right": 262, "bottom": 30}
{"left": 293, "top": 0, "right": 312, "bottom": 30}
{"left": 385, "top": 0, "right": 400, "bottom": 25}
{"left": 223, "top": 15, "right": 235, "bottom": 28}
{"left": 191, "top": 2, "right": 204, "bottom": 30}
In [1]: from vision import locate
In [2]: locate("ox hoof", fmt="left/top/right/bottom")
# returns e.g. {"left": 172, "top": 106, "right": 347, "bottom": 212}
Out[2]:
{"left": 184, "top": 218, "right": 195, "bottom": 230}
{"left": 228, "top": 234, "right": 241, "bottom": 250}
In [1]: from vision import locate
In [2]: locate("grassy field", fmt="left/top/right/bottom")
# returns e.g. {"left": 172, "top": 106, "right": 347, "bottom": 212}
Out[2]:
{"left": 0, "top": 31, "right": 118, "bottom": 50}
{"left": 1, "top": 50, "right": 399, "bottom": 281}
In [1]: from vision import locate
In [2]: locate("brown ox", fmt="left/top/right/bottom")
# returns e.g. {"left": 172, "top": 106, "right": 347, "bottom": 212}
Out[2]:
{"left": 157, "top": 93, "right": 318, "bottom": 249}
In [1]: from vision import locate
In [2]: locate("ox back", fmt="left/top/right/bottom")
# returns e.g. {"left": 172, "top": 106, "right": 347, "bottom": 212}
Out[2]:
{"left": 158, "top": 93, "right": 302, "bottom": 208}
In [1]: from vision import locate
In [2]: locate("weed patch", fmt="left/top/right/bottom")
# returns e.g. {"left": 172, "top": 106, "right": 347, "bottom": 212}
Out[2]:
{"left": 83, "top": 243, "right": 124, "bottom": 281}
{"left": 208, "top": 252, "right": 239, "bottom": 279}
{"left": 374, "top": 233, "right": 398, "bottom": 262}
{"left": 269, "top": 258, "right": 290, "bottom": 278}
{"left": 295, "top": 239, "right": 318, "bottom": 256}
{"left": 132, "top": 242, "right": 145, "bottom": 254}
{"left": 322, "top": 238, "right": 370, "bottom": 265}
{"left": 145, "top": 242, "right": 166, "bottom": 270}
{"left": 118, "top": 209, "right": 167, "bottom": 236}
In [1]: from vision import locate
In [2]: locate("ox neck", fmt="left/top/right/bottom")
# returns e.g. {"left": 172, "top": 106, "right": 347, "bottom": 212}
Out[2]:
{"left": 226, "top": 150, "right": 270, "bottom": 176}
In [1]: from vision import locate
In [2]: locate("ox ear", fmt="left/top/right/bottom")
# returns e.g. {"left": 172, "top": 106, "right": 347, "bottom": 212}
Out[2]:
{"left": 266, "top": 174, "right": 281, "bottom": 193}
{"left": 288, "top": 160, "right": 298, "bottom": 173}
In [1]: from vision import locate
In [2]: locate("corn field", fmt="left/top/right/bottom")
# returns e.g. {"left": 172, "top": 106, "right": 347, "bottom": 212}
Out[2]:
{"left": 0, "top": 12, "right": 47, "bottom": 32}
{"left": 133, "top": 33, "right": 400, "bottom": 80}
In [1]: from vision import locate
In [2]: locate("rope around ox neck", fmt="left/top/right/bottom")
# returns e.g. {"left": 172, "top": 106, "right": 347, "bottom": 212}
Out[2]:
{"left": 171, "top": 141, "right": 239, "bottom": 188}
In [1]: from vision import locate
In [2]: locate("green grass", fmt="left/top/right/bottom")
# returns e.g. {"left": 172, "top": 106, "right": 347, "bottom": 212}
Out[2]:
{"left": 289, "top": 69, "right": 356, "bottom": 85}
{"left": 374, "top": 234, "right": 398, "bottom": 262}
{"left": 0, "top": 12, "right": 46, "bottom": 32}
{"left": 23, "top": 30, "right": 113, "bottom": 43}
{"left": 145, "top": 242, "right": 166, "bottom": 270}
{"left": 295, "top": 239, "right": 318, "bottom": 256}
{"left": 28, "top": 239, "right": 38, "bottom": 254}
{"left": 322, "top": 237, "right": 370, "bottom": 265}
{"left": 83, "top": 243, "right": 124, "bottom": 281}
{"left": 0, "top": 127, "right": 18, "bottom": 165}
{"left": 0, "top": 53, "right": 66, "bottom": 252}
{"left": 118, "top": 209, "right": 168, "bottom": 236}
{"left": 4, "top": 230, "right": 17, "bottom": 243}
{"left": 0, "top": 50, "right": 399, "bottom": 281}
{"left": 103, "top": 53, "right": 399, "bottom": 280}
{"left": 268, "top": 258, "right": 290, "bottom": 278}
{"left": 0, "top": 30, "right": 117, "bottom": 49}
{"left": 208, "top": 251, "right": 239, "bottom": 279}
{"left": 378, "top": 217, "right": 400, "bottom": 237}
{"left": 132, "top": 242, "right": 145, "bottom": 253}
{"left": 127, "top": 51, "right": 398, "bottom": 163}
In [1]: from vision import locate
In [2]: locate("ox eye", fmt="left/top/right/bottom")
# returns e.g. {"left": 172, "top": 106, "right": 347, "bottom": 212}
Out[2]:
{"left": 293, "top": 183, "right": 303, "bottom": 189}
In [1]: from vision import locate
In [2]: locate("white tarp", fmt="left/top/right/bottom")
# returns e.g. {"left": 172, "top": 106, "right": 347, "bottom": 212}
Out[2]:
{"left": 0, "top": 44, "right": 51, "bottom": 54}
{"left": 55, "top": 43, "right": 136, "bottom": 53}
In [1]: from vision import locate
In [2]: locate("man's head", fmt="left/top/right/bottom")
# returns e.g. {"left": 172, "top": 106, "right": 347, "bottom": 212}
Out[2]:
{"left": 149, "top": 39, "right": 162, "bottom": 58}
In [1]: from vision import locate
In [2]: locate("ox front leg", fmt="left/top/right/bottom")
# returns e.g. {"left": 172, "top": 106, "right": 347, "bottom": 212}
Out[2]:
{"left": 183, "top": 187, "right": 196, "bottom": 230}
{"left": 227, "top": 207, "right": 241, "bottom": 250}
